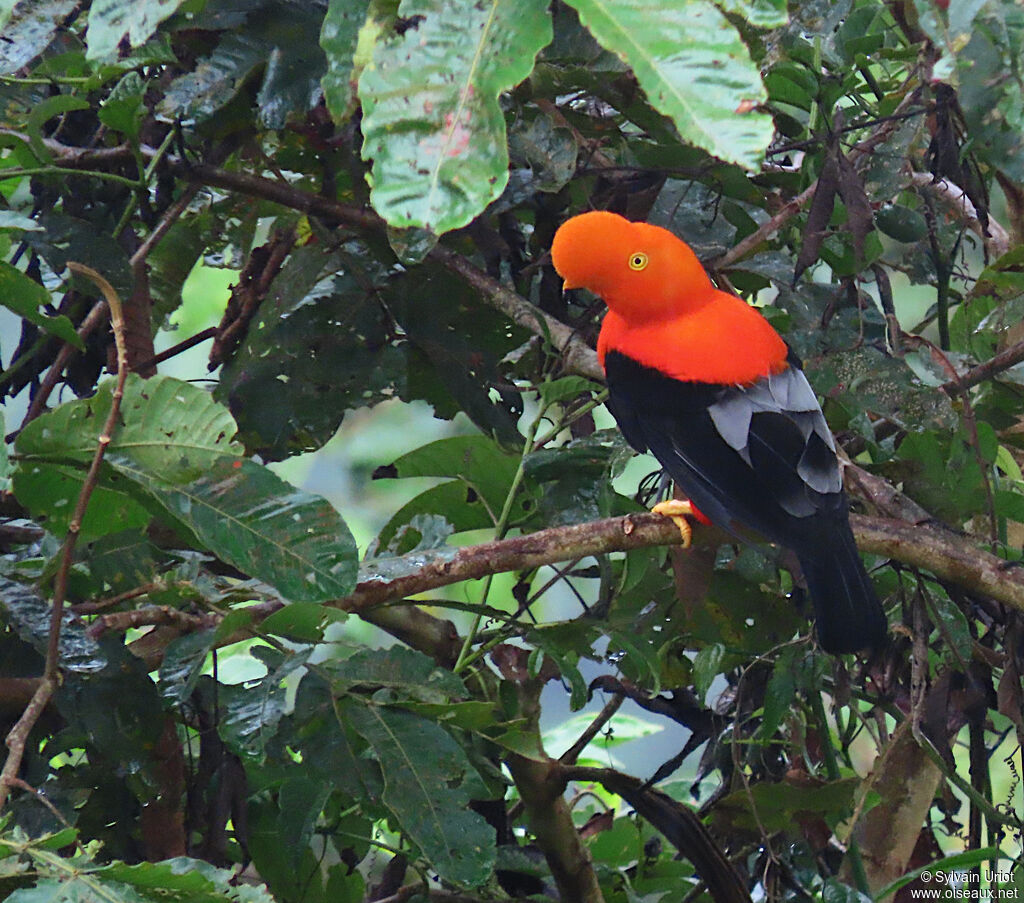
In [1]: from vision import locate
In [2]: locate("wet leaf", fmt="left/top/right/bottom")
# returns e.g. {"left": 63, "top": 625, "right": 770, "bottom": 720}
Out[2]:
{"left": 0, "top": 576, "right": 107, "bottom": 673}
{"left": 359, "top": 0, "right": 552, "bottom": 233}
{"left": 0, "top": 0, "right": 78, "bottom": 74}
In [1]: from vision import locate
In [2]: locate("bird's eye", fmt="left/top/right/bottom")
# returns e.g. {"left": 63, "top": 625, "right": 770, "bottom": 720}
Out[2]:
{"left": 628, "top": 252, "right": 649, "bottom": 271}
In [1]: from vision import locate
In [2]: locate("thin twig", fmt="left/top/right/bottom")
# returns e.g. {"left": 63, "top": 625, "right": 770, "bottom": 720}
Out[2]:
{"left": 21, "top": 298, "right": 109, "bottom": 427}
{"left": 0, "top": 262, "right": 128, "bottom": 812}
{"left": 559, "top": 692, "right": 624, "bottom": 764}
{"left": 132, "top": 326, "right": 217, "bottom": 374}
{"left": 712, "top": 89, "right": 924, "bottom": 271}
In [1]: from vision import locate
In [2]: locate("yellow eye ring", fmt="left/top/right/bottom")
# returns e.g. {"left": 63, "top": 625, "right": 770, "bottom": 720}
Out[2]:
{"left": 628, "top": 252, "right": 648, "bottom": 271}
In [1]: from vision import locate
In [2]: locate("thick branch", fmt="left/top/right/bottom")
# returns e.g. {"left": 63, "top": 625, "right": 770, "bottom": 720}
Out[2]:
{"left": 505, "top": 754, "right": 605, "bottom": 903}
{"left": 103, "top": 511, "right": 1024, "bottom": 678}
{"left": 347, "top": 513, "right": 682, "bottom": 612}
{"left": 851, "top": 515, "right": 1024, "bottom": 613}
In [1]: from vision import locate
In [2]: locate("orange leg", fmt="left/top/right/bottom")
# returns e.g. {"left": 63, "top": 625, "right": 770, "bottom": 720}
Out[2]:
{"left": 651, "top": 499, "right": 696, "bottom": 548}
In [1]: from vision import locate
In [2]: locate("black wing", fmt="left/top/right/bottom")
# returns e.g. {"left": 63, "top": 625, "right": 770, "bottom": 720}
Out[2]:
{"left": 604, "top": 350, "right": 845, "bottom": 547}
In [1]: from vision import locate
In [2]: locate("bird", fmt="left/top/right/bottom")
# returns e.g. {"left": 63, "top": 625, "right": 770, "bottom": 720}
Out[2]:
{"left": 550, "top": 210, "right": 886, "bottom": 654}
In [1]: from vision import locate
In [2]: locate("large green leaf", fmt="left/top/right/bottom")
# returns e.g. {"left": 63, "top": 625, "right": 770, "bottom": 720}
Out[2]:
{"left": 16, "top": 374, "right": 241, "bottom": 478}
{"left": 3, "top": 844, "right": 275, "bottom": 903}
{"left": 358, "top": 0, "right": 552, "bottom": 234}
{"left": 563, "top": 0, "right": 773, "bottom": 169}
{"left": 345, "top": 702, "right": 495, "bottom": 886}
{"left": 112, "top": 454, "right": 357, "bottom": 603}
{"left": 85, "top": 0, "right": 188, "bottom": 61}
{"left": 16, "top": 375, "right": 358, "bottom": 602}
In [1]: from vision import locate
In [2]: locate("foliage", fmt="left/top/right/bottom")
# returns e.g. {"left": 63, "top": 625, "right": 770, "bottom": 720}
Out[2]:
{"left": 0, "top": 1, "right": 1021, "bottom": 902}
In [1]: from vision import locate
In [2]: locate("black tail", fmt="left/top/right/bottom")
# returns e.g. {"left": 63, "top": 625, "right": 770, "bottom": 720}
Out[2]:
{"left": 797, "top": 523, "right": 887, "bottom": 654}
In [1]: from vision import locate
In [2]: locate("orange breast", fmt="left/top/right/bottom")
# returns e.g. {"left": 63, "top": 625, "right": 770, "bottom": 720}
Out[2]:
{"left": 597, "top": 290, "right": 789, "bottom": 385}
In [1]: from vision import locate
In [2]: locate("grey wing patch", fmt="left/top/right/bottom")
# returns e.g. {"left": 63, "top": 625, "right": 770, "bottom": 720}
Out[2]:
{"left": 708, "top": 368, "right": 842, "bottom": 495}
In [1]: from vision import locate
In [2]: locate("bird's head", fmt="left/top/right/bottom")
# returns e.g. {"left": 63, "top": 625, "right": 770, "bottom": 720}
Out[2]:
{"left": 551, "top": 210, "right": 714, "bottom": 318}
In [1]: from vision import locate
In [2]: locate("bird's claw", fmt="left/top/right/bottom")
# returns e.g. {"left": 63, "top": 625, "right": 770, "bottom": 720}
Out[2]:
{"left": 652, "top": 499, "right": 695, "bottom": 548}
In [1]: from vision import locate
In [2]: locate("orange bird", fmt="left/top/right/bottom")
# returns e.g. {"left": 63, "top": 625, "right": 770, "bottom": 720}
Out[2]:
{"left": 551, "top": 210, "right": 886, "bottom": 654}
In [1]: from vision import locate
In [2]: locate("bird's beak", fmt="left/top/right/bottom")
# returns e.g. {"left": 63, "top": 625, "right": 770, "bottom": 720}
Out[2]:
{"left": 561, "top": 278, "right": 580, "bottom": 291}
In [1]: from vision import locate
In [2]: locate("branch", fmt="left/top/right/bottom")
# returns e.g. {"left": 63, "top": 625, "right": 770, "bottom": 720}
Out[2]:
{"left": 712, "top": 89, "right": 923, "bottom": 271}
{"left": 910, "top": 171, "right": 1011, "bottom": 259}
{"left": 941, "top": 336, "right": 1024, "bottom": 395}
{"left": 98, "top": 510, "right": 1024, "bottom": 679}
{"left": 345, "top": 513, "right": 683, "bottom": 612}
{"left": 0, "top": 262, "right": 129, "bottom": 811}
{"left": 851, "top": 514, "right": 1024, "bottom": 613}
{"left": 159, "top": 157, "right": 603, "bottom": 379}
{"left": 557, "top": 764, "right": 752, "bottom": 903}
{"left": 505, "top": 754, "right": 605, "bottom": 903}
{"left": 21, "top": 298, "right": 110, "bottom": 427}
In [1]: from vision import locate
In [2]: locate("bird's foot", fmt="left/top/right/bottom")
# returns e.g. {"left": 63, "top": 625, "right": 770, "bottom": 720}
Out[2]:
{"left": 652, "top": 499, "right": 696, "bottom": 548}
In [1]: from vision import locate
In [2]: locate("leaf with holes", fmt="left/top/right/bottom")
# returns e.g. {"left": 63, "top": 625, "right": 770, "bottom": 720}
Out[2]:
{"left": 345, "top": 702, "right": 494, "bottom": 886}
{"left": 359, "top": 0, "right": 552, "bottom": 235}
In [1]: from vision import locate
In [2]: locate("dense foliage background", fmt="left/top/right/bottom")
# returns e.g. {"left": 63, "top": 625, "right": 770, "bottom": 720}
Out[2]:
{"left": 0, "top": 0, "right": 1022, "bottom": 900}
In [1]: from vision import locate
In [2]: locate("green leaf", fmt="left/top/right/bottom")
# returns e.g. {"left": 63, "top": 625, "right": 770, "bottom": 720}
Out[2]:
{"left": 692, "top": 642, "right": 726, "bottom": 703}
{"left": 112, "top": 455, "right": 357, "bottom": 603}
{"left": 218, "top": 241, "right": 404, "bottom": 461}
{"left": 159, "top": 31, "right": 265, "bottom": 123}
{"left": 760, "top": 649, "right": 797, "bottom": 738}
{"left": 16, "top": 375, "right": 358, "bottom": 602}
{"left": 219, "top": 648, "right": 310, "bottom": 756}
{"left": 718, "top": 0, "right": 787, "bottom": 28}
{"left": 26, "top": 211, "right": 134, "bottom": 300}
{"left": 277, "top": 777, "right": 331, "bottom": 870}
{"left": 380, "top": 265, "right": 525, "bottom": 444}
{"left": 11, "top": 459, "right": 152, "bottom": 540}
{"left": 563, "top": 0, "right": 772, "bottom": 169}
{"left": 159, "top": 629, "right": 217, "bottom": 704}
{"left": 103, "top": 856, "right": 275, "bottom": 899}
{"left": 0, "top": 0, "right": 78, "bottom": 75}
{"left": 345, "top": 703, "right": 495, "bottom": 885}
{"left": 320, "top": 0, "right": 373, "bottom": 122}
{"left": 85, "top": 0, "right": 188, "bottom": 61}
{"left": 359, "top": 0, "right": 553, "bottom": 234}
{"left": 161, "top": 2, "right": 328, "bottom": 127}
{"left": 16, "top": 374, "right": 240, "bottom": 477}
{"left": 327, "top": 645, "right": 468, "bottom": 702}
{"left": 98, "top": 71, "right": 148, "bottom": 139}
{"left": 252, "top": 2, "right": 330, "bottom": 129}
{"left": 260, "top": 602, "right": 347, "bottom": 642}
{"left": 0, "top": 262, "right": 83, "bottom": 348}
{"left": 875, "top": 847, "right": 1008, "bottom": 900}
{"left": 507, "top": 111, "right": 579, "bottom": 194}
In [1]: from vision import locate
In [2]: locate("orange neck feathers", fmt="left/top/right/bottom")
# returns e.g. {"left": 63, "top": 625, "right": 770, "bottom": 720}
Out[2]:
{"left": 551, "top": 211, "right": 788, "bottom": 386}
{"left": 597, "top": 290, "right": 789, "bottom": 385}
